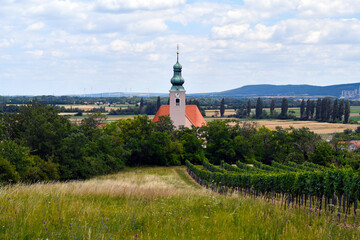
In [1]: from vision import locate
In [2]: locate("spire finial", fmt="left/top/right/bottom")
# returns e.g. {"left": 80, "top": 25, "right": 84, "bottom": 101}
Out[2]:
{"left": 177, "top": 44, "right": 179, "bottom": 62}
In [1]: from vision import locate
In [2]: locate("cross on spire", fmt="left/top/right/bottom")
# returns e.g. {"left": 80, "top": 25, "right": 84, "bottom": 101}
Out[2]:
{"left": 177, "top": 44, "right": 179, "bottom": 62}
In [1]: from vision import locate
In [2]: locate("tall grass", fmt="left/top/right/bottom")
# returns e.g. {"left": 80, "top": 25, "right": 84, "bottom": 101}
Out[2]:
{"left": 0, "top": 167, "right": 359, "bottom": 239}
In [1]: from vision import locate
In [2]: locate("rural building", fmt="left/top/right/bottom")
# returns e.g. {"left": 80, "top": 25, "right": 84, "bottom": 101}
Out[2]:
{"left": 153, "top": 49, "right": 206, "bottom": 128}
{"left": 338, "top": 140, "right": 360, "bottom": 151}
{"left": 348, "top": 140, "right": 360, "bottom": 151}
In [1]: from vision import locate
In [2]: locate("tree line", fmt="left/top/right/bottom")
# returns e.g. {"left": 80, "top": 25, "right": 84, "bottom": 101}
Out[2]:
{"left": 1, "top": 103, "right": 358, "bottom": 185}
{"left": 231, "top": 97, "right": 351, "bottom": 123}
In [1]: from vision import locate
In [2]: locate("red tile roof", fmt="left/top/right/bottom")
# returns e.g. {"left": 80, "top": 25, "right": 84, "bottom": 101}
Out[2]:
{"left": 152, "top": 105, "right": 206, "bottom": 127}
{"left": 185, "top": 105, "right": 207, "bottom": 127}
{"left": 349, "top": 141, "right": 360, "bottom": 148}
{"left": 152, "top": 105, "right": 170, "bottom": 122}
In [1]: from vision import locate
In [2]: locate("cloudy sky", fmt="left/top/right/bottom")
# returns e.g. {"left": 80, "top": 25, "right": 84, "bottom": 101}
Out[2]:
{"left": 1, "top": 0, "right": 360, "bottom": 95}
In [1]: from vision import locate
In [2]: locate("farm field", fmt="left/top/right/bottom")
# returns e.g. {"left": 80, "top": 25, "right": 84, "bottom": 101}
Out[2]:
{"left": 1, "top": 167, "right": 359, "bottom": 239}
{"left": 204, "top": 118, "right": 360, "bottom": 139}
{"left": 58, "top": 104, "right": 135, "bottom": 112}
{"left": 66, "top": 115, "right": 155, "bottom": 123}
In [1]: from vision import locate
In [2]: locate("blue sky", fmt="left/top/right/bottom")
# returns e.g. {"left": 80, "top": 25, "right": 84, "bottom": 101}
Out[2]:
{"left": 1, "top": 0, "right": 360, "bottom": 95}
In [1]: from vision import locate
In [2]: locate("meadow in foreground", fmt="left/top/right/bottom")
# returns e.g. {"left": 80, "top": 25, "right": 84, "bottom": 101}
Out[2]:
{"left": 0, "top": 167, "right": 359, "bottom": 239}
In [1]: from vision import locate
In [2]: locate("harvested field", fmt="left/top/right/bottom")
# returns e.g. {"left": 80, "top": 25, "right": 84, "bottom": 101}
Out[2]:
{"left": 255, "top": 120, "right": 360, "bottom": 135}
{"left": 59, "top": 104, "right": 134, "bottom": 112}
{"left": 67, "top": 115, "right": 154, "bottom": 123}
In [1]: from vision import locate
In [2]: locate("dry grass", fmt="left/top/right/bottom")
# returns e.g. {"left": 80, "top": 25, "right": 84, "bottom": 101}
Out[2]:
{"left": 255, "top": 120, "right": 360, "bottom": 134}
{"left": 60, "top": 104, "right": 132, "bottom": 112}
{"left": 67, "top": 115, "right": 155, "bottom": 123}
{"left": 3, "top": 167, "right": 206, "bottom": 200}
{"left": 1, "top": 167, "right": 359, "bottom": 239}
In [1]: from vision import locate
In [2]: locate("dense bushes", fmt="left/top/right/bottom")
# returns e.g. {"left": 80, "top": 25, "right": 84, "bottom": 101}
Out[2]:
{"left": 0, "top": 103, "right": 358, "bottom": 185}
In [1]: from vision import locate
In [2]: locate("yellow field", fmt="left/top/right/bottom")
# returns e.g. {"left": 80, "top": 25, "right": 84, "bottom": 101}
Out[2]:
{"left": 255, "top": 120, "right": 359, "bottom": 135}
{"left": 67, "top": 115, "right": 155, "bottom": 123}
{"left": 59, "top": 104, "right": 134, "bottom": 112}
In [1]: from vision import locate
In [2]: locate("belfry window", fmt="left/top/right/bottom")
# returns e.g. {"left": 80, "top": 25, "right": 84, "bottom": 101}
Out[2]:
{"left": 176, "top": 98, "right": 180, "bottom": 106}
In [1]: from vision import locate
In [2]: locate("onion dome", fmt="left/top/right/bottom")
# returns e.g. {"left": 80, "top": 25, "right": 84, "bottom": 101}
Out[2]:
{"left": 170, "top": 50, "right": 185, "bottom": 91}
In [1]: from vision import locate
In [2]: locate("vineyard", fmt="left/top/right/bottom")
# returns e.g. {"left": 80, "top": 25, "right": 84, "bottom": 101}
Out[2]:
{"left": 186, "top": 160, "right": 360, "bottom": 217}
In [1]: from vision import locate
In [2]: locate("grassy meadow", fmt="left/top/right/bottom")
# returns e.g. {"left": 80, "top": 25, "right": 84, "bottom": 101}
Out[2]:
{"left": 1, "top": 167, "right": 359, "bottom": 239}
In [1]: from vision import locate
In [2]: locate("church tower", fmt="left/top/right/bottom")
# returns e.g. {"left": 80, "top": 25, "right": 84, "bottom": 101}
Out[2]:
{"left": 152, "top": 47, "right": 206, "bottom": 129}
{"left": 169, "top": 47, "right": 186, "bottom": 128}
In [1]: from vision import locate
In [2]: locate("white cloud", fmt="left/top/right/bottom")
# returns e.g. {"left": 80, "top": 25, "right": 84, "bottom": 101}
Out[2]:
{"left": 110, "top": 39, "right": 131, "bottom": 52}
{"left": 1, "top": 0, "right": 360, "bottom": 95}
{"left": 298, "top": 0, "right": 360, "bottom": 17}
{"left": 0, "top": 39, "right": 11, "bottom": 48}
{"left": 147, "top": 54, "right": 160, "bottom": 61}
{"left": 126, "top": 19, "right": 167, "bottom": 34}
{"left": 95, "top": 0, "right": 186, "bottom": 11}
{"left": 26, "top": 22, "right": 45, "bottom": 31}
{"left": 26, "top": 50, "right": 44, "bottom": 57}
{"left": 212, "top": 24, "right": 250, "bottom": 39}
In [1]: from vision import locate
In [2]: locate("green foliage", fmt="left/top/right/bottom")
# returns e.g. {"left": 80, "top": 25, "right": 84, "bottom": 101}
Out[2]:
{"left": 187, "top": 158, "right": 360, "bottom": 216}
{"left": 0, "top": 157, "right": 20, "bottom": 184}
{"left": 220, "top": 98, "right": 225, "bottom": 117}
{"left": 310, "top": 141, "right": 334, "bottom": 166}
{"left": 280, "top": 98, "right": 288, "bottom": 118}
{"left": 255, "top": 97, "right": 263, "bottom": 118}
{"left": 344, "top": 100, "right": 350, "bottom": 123}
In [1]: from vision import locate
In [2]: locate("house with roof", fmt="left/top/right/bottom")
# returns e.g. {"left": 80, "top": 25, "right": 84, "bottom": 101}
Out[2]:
{"left": 337, "top": 140, "right": 360, "bottom": 152}
{"left": 152, "top": 49, "right": 206, "bottom": 129}
{"left": 348, "top": 140, "right": 360, "bottom": 151}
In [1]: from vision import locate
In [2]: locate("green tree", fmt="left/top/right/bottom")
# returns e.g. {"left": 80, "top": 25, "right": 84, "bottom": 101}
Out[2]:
{"left": 255, "top": 97, "right": 263, "bottom": 119}
{"left": 332, "top": 99, "right": 338, "bottom": 122}
{"left": 0, "top": 157, "right": 20, "bottom": 184}
{"left": 139, "top": 97, "right": 144, "bottom": 114}
{"left": 320, "top": 98, "right": 327, "bottom": 121}
{"left": 3, "top": 102, "right": 72, "bottom": 160}
{"left": 246, "top": 99, "right": 252, "bottom": 117}
{"left": 176, "top": 128, "right": 205, "bottom": 164}
{"left": 202, "top": 120, "right": 236, "bottom": 164}
{"left": 315, "top": 98, "right": 321, "bottom": 120}
{"left": 338, "top": 99, "right": 345, "bottom": 121}
{"left": 344, "top": 100, "right": 350, "bottom": 123}
{"left": 280, "top": 98, "right": 288, "bottom": 118}
{"left": 145, "top": 102, "right": 157, "bottom": 115}
{"left": 270, "top": 99, "right": 275, "bottom": 117}
{"left": 156, "top": 96, "right": 161, "bottom": 111}
{"left": 310, "top": 141, "right": 334, "bottom": 166}
{"left": 310, "top": 100, "right": 315, "bottom": 119}
{"left": 305, "top": 99, "right": 311, "bottom": 120}
{"left": 220, "top": 98, "right": 225, "bottom": 117}
{"left": 300, "top": 99, "right": 305, "bottom": 119}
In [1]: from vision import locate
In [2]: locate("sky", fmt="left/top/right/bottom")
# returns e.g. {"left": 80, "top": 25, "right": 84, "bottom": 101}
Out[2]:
{"left": 1, "top": 0, "right": 360, "bottom": 95}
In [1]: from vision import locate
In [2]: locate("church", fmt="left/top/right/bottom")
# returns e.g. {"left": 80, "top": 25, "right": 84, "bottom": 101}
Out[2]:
{"left": 152, "top": 49, "right": 206, "bottom": 129}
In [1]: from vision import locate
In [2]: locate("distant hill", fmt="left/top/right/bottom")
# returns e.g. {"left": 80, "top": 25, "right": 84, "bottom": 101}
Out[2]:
{"left": 191, "top": 83, "right": 360, "bottom": 98}
{"left": 76, "top": 82, "right": 360, "bottom": 98}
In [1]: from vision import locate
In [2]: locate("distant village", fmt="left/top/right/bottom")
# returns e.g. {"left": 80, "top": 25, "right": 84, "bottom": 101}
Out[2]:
{"left": 340, "top": 86, "right": 360, "bottom": 99}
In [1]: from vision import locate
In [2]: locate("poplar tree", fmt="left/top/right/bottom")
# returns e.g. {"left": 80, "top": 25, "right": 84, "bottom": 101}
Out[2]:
{"left": 220, "top": 98, "right": 225, "bottom": 117}
{"left": 246, "top": 99, "right": 252, "bottom": 117}
{"left": 326, "top": 99, "right": 332, "bottom": 121}
{"left": 320, "top": 98, "right": 327, "bottom": 121}
{"left": 280, "top": 98, "right": 288, "bottom": 118}
{"left": 344, "top": 100, "right": 350, "bottom": 123}
{"left": 139, "top": 97, "right": 144, "bottom": 114}
{"left": 255, "top": 97, "right": 263, "bottom": 119}
{"left": 338, "top": 99, "right": 344, "bottom": 121}
{"left": 315, "top": 98, "right": 321, "bottom": 120}
{"left": 305, "top": 99, "right": 311, "bottom": 120}
{"left": 310, "top": 100, "right": 315, "bottom": 119}
{"left": 300, "top": 99, "right": 305, "bottom": 119}
{"left": 332, "top": 99, "right": 338, "bottom": 122}
{"left": 270, "top": 99, "right": 275, "bottom": 117}
{"left": 156, "top": 96, "right": 161, "bottom": 111}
